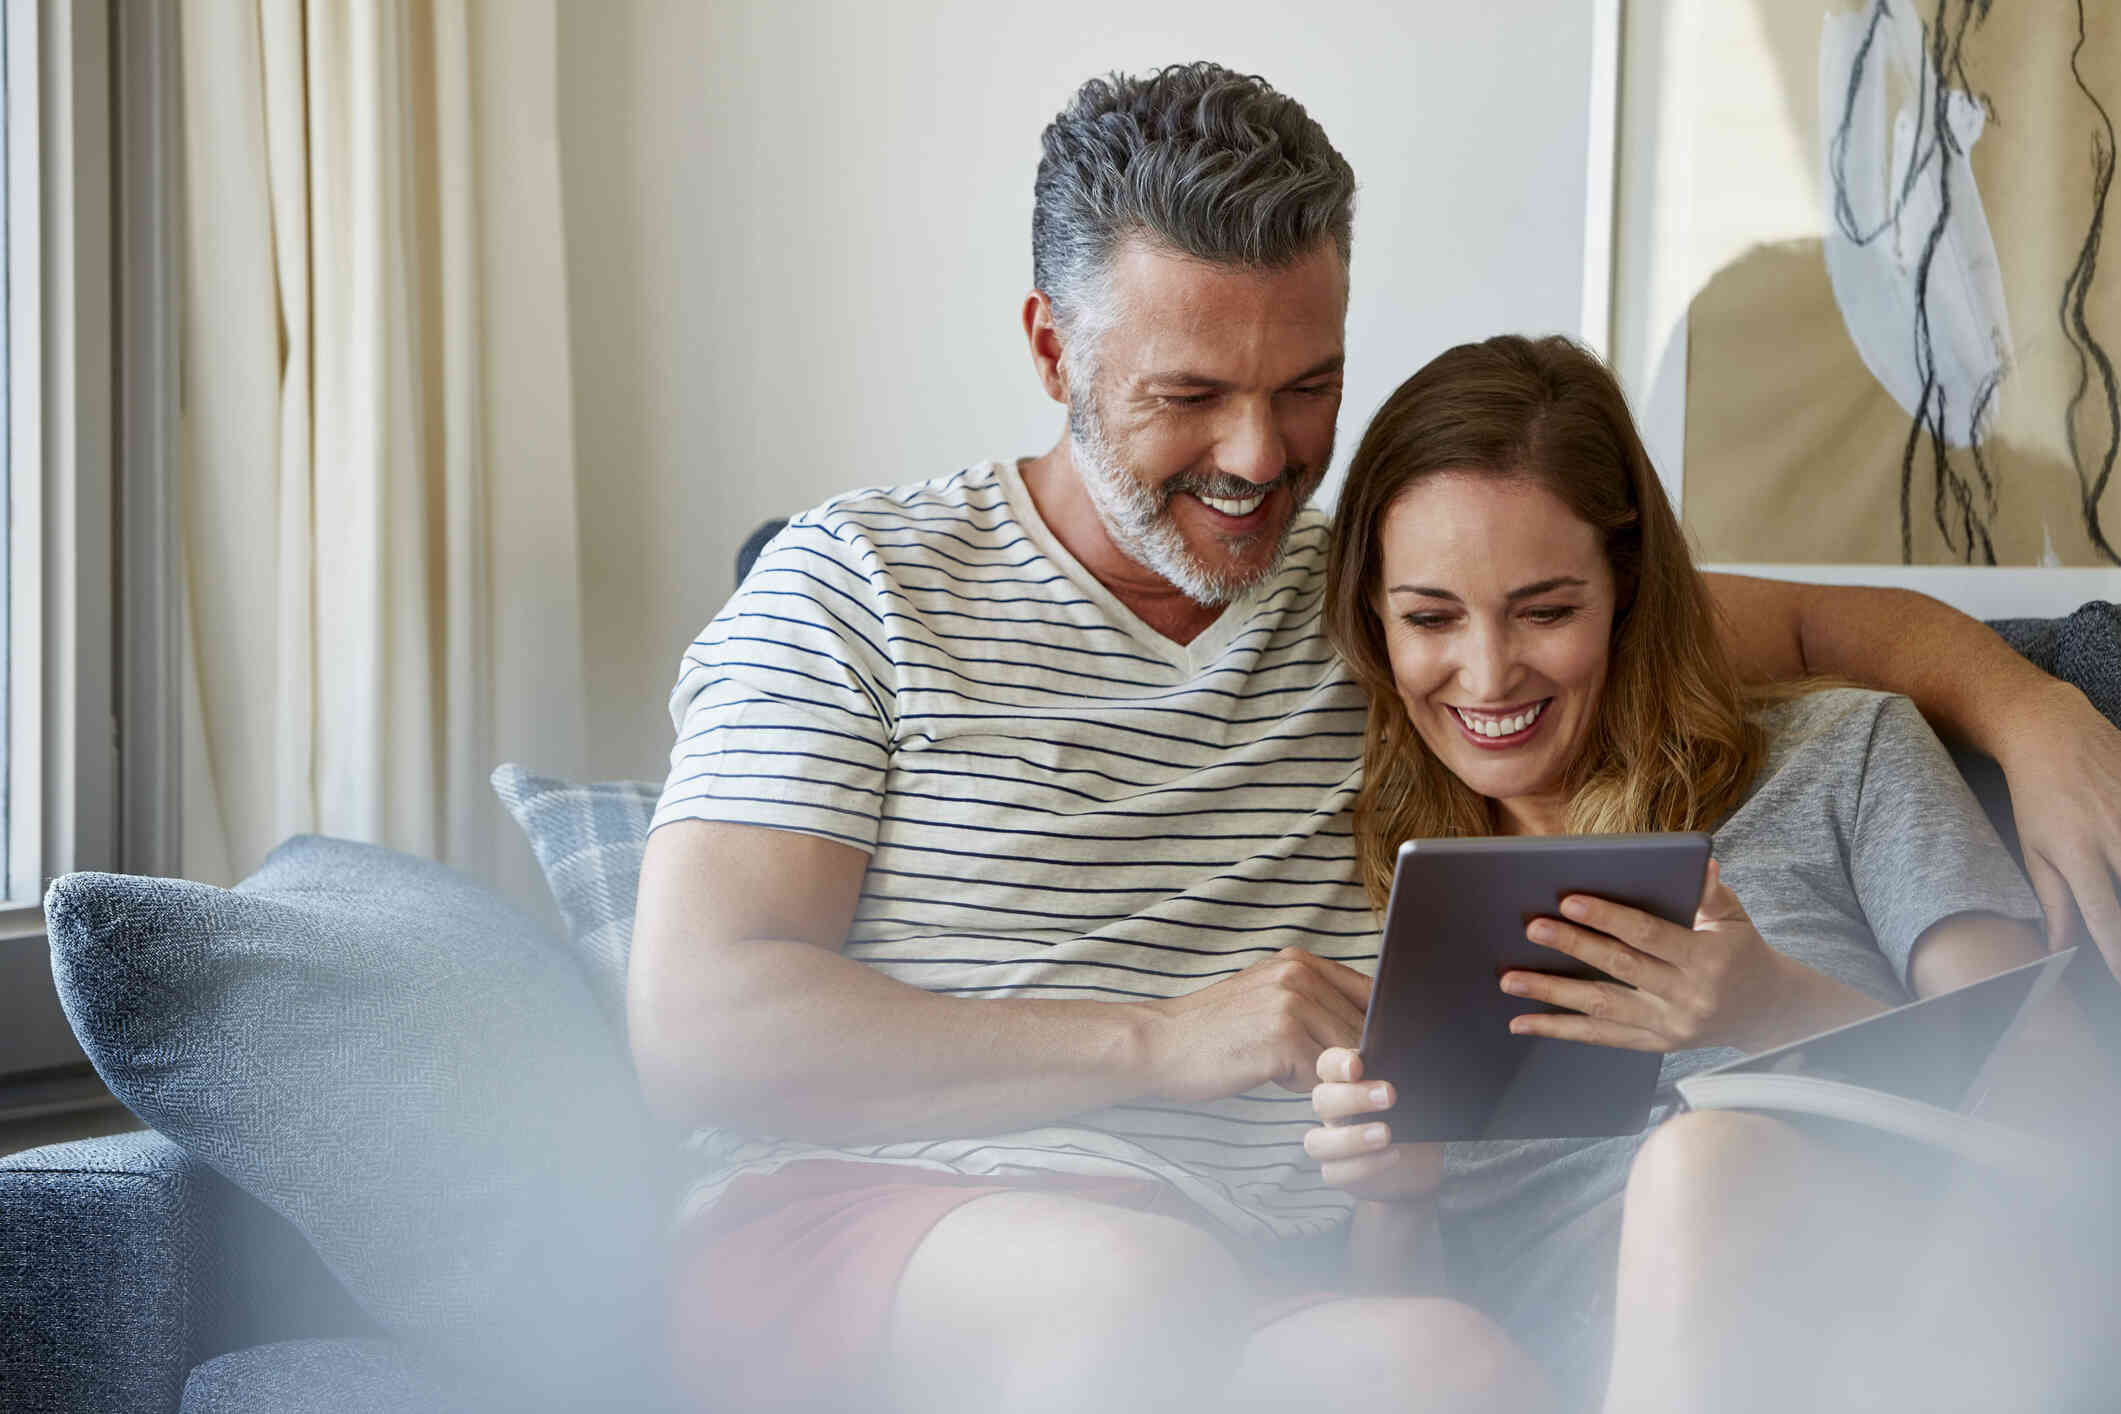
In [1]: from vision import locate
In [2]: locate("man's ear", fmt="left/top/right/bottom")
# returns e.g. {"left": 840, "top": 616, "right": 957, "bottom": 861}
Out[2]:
{"left": 1022, "top": 290, "right": 1069, "bottom": 406}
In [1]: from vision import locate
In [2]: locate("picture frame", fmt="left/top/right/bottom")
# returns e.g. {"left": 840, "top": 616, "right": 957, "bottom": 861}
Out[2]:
{"left": 1604, "top": 0, "right": 2121, "bottom": 618}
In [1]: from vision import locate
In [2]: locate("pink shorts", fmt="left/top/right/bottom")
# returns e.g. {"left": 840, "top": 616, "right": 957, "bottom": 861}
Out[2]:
{"left": 665, "top": 1160, "right": 1338, "bottom": 1412}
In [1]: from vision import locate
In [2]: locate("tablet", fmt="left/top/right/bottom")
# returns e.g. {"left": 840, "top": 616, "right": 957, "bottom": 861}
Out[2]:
{"left": 1678, "top": 948, "right": 2077, "bottom": 1114}
{"left": 1358, "top": 832, "right": 1712, "bottom": 1141}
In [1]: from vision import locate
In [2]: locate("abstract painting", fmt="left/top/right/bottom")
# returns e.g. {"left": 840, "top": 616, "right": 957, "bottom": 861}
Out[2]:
{"left": 1645, "top": 1, "right": 2119, "bottom": 566}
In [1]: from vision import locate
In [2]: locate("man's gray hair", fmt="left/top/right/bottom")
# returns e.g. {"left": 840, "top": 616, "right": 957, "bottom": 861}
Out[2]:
{"left": 1033, "top": 62, "right": 1356, "bottom": 385}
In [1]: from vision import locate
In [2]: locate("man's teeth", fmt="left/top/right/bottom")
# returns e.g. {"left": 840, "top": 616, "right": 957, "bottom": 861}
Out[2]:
{"left": 1453, "top": 701, "right": 1546, "bottom": 737}
{"left": 1196, "top": 490, "right": 1267, "bottom": 516}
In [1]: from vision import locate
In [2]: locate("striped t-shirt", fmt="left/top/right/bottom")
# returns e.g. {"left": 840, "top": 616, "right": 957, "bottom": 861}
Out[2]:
{"left": 652, "top": 458, "right": 1377, "bottom": 1242}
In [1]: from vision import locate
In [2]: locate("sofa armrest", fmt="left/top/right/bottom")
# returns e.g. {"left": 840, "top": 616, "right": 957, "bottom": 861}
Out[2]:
{"left": 1, "top": 1129, "right": 377, "bottom": 1414}
{"left": 1, "top": 1130, "right": 211, "bottom": 1414}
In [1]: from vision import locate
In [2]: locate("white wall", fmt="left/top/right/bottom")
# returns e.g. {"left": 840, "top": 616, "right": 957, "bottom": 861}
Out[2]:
{"left": 556, "top": 1, "right": 1602, "bottom": 780}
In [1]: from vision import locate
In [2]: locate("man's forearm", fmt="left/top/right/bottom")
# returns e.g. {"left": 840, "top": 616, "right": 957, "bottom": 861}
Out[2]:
{"left": 1705, "top": 574, "right": 2065, "bottom": 756}
{"left": 632, "top": 936, "right": 1159, "bottom": 1143}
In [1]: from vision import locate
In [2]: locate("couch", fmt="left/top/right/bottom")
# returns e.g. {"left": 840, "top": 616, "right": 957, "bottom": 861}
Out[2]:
{"left": 4, "top": 603, "right": 2119, "bottom": 1413}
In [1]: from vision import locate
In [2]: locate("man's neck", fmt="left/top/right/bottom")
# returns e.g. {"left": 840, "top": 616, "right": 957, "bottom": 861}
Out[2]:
{"left": 1017, "top": 445, "right": 1226, "bottom": 645}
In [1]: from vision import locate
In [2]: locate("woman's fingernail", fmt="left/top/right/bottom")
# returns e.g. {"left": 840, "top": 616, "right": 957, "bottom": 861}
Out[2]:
{"left": 1369, "top": 1084, "right": 1390, "bottom": 1107}
{"left": 1560, "top": 896, "right": 1587, "bottom": 919}
{"left": 1501, "top": 976, "right": 1524, "bottom": 995}
{"left": 1363, "top": 1124, "right": 1388, "bottom": 1145}
{"left": 1526, "top": 921, "right": 1549, "bottom": 942}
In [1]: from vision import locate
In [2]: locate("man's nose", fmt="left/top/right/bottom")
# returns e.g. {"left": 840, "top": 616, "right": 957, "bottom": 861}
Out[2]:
{"left": 1218, "top": 397, "right": 1287, "bottom": 485}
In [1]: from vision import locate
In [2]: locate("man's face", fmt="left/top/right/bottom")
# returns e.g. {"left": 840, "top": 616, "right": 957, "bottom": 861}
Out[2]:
{"left": 1066, "top": 240, "right": 1346, "bottom": 604}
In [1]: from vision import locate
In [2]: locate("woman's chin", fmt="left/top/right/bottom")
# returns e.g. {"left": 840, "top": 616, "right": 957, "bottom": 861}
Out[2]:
{"left": 1439, "top": 755, "right": 1562, "bottom": 810}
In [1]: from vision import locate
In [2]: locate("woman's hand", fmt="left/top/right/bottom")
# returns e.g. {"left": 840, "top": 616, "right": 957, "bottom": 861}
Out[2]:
{"left": 1501, "top": 860, "right": 1884, "bottom": 1056}
{"left": 1304, "top": 1047, "right": 1444, "bottom": 1202}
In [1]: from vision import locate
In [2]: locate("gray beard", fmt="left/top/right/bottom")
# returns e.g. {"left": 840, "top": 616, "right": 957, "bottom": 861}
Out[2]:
{"left": 1067, "top": 395, "right": 1321, "bottom": 607}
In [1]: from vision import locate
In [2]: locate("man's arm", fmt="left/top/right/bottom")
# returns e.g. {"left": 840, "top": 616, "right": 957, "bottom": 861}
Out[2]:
{"left": 628, "top": 819, "right": 1369, "bottom": 1144}
{"left": 1703, "top": 573, "right": 2121, "bottom": 964}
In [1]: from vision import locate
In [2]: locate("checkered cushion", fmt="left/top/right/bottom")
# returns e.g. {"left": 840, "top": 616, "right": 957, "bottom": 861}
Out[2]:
{"left": 490, "top": 765, "right": 659, "bottom": 1029}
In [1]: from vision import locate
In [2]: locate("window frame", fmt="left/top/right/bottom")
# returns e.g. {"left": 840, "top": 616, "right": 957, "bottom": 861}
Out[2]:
{"left": 0, "top": 0, "right": 140, "bottom": 1104}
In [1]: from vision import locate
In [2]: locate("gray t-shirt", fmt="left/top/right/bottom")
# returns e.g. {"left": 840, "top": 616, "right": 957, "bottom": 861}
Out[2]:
{"left": 1442, "top": 687, "right": 2041, "bottom": 1366}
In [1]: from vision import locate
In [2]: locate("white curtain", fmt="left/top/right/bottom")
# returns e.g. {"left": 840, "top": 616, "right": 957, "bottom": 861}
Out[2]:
{"left": 177, "top": 0, "right": 586, "bottom": 905}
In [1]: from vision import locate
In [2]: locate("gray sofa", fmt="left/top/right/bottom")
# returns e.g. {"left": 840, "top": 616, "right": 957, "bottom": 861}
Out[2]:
{"left": 3, "top": 1127, "right": 443, "bottom": 1412}
{"left": 2, "top": 827, "right": 676, "bottom": 1414}
{"left": 4, "top": 605, "right": 2119, "bottom": 1413}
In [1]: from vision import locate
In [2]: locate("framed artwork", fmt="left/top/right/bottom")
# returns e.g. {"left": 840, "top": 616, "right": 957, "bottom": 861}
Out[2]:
{"left": 1610, "top": 0, "right": 2121, "bottom": 612}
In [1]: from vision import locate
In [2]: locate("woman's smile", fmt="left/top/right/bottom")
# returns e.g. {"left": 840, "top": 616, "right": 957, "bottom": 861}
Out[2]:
{"left": 1447, "top": 698, "right": 1552, "bottom": 745}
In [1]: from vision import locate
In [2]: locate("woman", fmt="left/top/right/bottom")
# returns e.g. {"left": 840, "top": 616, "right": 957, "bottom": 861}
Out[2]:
{"left": 1310, "top": 334, "right": 2107, "bottom": 1411}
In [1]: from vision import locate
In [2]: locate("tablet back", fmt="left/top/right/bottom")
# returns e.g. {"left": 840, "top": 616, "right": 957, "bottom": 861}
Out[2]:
{"left": 1686, "top": 948, "right": 2075, "bottom": 1112}
{"left": 1360, "top": 833, "right": 1709, "bottom": 1141}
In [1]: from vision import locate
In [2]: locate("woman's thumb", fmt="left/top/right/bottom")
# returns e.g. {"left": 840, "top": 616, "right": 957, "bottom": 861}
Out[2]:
{"left": 1694, "top": 857, "right": 1745, "bottom": 926}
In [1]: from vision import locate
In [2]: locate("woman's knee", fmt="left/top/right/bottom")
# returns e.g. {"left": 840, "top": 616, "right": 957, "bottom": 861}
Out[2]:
{"left": 1236, "top": 1295, "right": 1553, "bottom": 1412}
{"left": 1626, "top": 1109, "right": 1909, "bottom": 1238}
{"left": 1625, "top": 1109, "right": 1817, "bottom": 1213}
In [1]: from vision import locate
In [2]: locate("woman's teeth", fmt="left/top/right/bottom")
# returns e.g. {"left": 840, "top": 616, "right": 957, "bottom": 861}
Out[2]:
{"left": 1197, "top": 489, "right": 1267, "bottom": 517}
{"left": 1452, "top": 701, "right": 1547, "bottom": 737}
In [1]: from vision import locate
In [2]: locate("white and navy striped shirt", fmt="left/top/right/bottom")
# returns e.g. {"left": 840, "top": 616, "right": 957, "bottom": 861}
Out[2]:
{"left": 653, "top": 459, "right": 1376, "bottom": 1241}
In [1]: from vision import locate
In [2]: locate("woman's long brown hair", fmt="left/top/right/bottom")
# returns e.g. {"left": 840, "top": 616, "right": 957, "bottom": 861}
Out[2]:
{"left": 1324, "top": 335, "right": 1769, "bottom": 911}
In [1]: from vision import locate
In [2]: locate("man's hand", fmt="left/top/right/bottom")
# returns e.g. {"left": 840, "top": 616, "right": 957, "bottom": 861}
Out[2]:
{"left": 1140, "top": 947, "right": 1371, "bottom": 1101}
{"left": 1988, "top": 679, "right": 2121, "bottom": 969}
{"left": 1304, "top": 1047, "right": 1444, "bottom": 1202}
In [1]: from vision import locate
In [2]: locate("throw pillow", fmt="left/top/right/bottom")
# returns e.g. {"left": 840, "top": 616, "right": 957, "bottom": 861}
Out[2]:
{"left": 490, "top": 764, "right": 659, "bottom": 1029}
{"left": 44, "top": 836, "right": 672, "bottom": 1410}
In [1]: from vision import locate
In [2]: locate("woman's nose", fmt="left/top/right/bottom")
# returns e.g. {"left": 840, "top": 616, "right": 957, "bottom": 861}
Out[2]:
{"left": 1457, "top": 624, "right": 1516, "bottom": 701}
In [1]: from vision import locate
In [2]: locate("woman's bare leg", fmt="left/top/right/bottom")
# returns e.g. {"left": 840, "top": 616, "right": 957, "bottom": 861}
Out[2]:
{"left": 1604, "top": 1112, "right": 1827, "bottom": 1412}
{"left": 1231, "top": 1295, "right": 1560, "bottom": 1413}
{"left": 1590, "top": 1108, "right": 2109, "bottom": 1414}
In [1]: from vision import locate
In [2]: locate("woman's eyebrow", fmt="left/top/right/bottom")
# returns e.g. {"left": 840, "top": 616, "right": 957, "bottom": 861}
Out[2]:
{"left": 1504, "top": 576, "right": 1589, "bottom": 601}
{"left": 1384, "top": 576, "right": 1588, "bottom": 602}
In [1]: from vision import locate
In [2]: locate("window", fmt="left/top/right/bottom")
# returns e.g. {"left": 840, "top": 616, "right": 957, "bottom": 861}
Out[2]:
{"left": 0, "top": 0, "right": 143, "bottom": 1113}
{"left": 1, "top": 1, "right": 12, "bottom": 896}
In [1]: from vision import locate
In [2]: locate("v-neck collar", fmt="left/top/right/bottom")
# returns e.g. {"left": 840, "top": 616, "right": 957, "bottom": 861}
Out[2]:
{"left": 993, "top": 458, "right": 1271, "bottom": 677}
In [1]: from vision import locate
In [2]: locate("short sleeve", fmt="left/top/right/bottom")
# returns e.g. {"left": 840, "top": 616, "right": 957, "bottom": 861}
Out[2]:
{"left": 649, "top": 518, "right": 897, "bottom": 852}
{"left": 1848, "top": 694, "right": 2043, "bottom": 981}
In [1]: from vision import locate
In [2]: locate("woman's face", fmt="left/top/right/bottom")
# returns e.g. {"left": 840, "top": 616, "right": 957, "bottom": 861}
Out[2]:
{"left": 1373, "top": 474, "right": 1618, "bottom": 834}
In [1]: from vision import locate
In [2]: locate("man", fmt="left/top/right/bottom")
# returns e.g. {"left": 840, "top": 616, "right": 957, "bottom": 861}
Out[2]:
{"left": 633, "top": 63, "right": 2121, "bottom": 1413}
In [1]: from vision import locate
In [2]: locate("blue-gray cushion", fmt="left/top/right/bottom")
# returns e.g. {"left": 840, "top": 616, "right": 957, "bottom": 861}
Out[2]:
{"left": 490, "top": 764, "right": 659, "bottom": 1027}
{"left": 181, "top": 1339, "right": 486, "bottom": 1414}
{"left": 1987, "top": 602, "right": 2121, "bottom": 730}
{"left": 43, "top": 835, "right": 673, "bottom": 1409}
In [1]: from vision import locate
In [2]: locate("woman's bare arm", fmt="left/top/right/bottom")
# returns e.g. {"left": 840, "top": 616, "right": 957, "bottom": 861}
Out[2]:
{"left": 1907, "top": 913, "right": 2118, "bottom": 1152}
